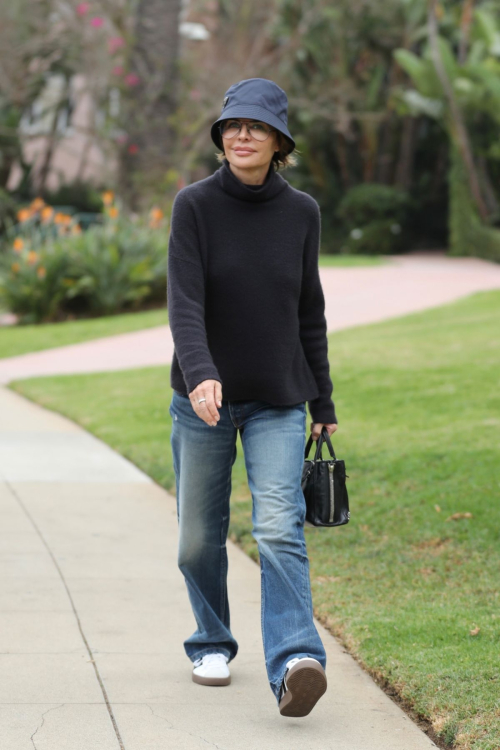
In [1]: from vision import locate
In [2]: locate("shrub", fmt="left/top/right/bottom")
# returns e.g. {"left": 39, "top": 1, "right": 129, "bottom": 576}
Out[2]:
{"left": 341, "top": 219, "right": 406, "bottom": 255}
{"left": 0, "top": 194, "right": 168, "bottom": 323}
{"left": 0, "top": 235, "right": 73, "bottom": 324}
{"left": 336, "top": 183, "right": 411, "bottom": 254}
{"left": 0, "top": 187, "right": 18, "bottom": 236}
{"left": 448, "top": 144, "right": 500, "bottom": 263}
{"left": 42, "top": 180, "right": 104, "bottom": 214}
{"left": 64, "top": 215, "right": 167, "bottom": 317}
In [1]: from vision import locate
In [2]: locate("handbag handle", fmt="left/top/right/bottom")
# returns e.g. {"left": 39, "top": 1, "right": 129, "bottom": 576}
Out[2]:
{"left": 304, "top": 425, "right": 337, "bottom": 462}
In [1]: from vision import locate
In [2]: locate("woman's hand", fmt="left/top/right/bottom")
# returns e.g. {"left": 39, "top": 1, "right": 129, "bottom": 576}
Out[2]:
{"left": 310, "top": 422, "right": 338, "bottom": 441}
{"left": 189, "top": 380, "right": 223, "bottom": 427}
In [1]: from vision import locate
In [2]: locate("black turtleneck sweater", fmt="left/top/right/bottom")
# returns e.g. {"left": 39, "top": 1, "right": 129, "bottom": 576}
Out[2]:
{"left": 167, "top": 158, "right": 338, "bottom": 424}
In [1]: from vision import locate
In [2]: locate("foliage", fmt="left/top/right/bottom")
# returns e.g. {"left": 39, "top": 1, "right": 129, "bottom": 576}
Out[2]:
{"left": 65, "top": 215, "right": 166, "bottom": 317}
{"left": 337, "top": 183, "right": 411, "bottom": 226}
{"left": 0, "top": 193, "right": 168, "bottom": 323}
{"left": 448, "top": 144, "right": 500, "bottom": 262}
{"left": 42, "top": 181, "right": 105, "bottom": 214}
{"left": 0, "top": 96, "right": 22, "bottom": 194}
{"left": 393, "top": 7, "right": 500, "bottom": 261}
{"left": 0, "top": 187, "right": 18, "bottom": 235}
{"left": 0, "top": 236, "right": 72, "bottom": 324}
{"left": 336, "top": 183, "right": 411, "bottom": 254}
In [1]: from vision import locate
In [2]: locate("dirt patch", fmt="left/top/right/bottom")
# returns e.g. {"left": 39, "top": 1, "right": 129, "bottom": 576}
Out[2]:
{"left": 411, "top": 536, "right": 452, "bottom": 556}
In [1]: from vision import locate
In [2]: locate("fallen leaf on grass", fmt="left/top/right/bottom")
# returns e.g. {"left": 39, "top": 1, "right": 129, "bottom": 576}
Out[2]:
{"left": 446, "top": 512, "right": 473, "bottom": 521}
{"left": 419, "top": 567, "right": 435, "bottom": 577}
{"left": 315, "top": 575, "right": 343, "bottom": 585}
{"left": 412, "top": 536, "right": 450, "bottom": 552}
{"left": 469, "top": 626, "right": 480, "bottom": 636}
{"left": 434, "top": 504, "right": 441, "bottom": 512}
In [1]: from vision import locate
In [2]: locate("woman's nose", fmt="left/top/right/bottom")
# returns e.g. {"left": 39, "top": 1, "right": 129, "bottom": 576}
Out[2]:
{"left": 237, "top": 124, "right": 251, "bottom": 138}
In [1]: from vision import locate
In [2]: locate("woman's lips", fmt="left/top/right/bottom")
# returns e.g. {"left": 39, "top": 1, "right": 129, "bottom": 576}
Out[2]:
{"left": 234, "top": 148, "right": 255, "bottom": 154}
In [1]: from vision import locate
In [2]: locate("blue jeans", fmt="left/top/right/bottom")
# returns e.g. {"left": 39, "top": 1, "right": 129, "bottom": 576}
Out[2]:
{"left": 169, "top": 390, "right": 327, "bottom": 703}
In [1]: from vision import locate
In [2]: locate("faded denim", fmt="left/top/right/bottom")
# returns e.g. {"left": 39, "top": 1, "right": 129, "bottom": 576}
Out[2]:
{"left": 169, "top": 390, "right": 327, "bottom": 703}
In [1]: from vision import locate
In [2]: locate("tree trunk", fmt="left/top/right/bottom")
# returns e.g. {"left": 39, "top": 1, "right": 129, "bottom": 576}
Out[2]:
{"left": 458, "top": 0, "right": 475, "bottom": 64}
{"left": 119, "top": 0, "right": 182, "bottom": 211}
{"left": 394, "top": 115, "right": 417, "bottom": 190}
{"left": 428, "top": 0, "right": 488, "bottom": 220}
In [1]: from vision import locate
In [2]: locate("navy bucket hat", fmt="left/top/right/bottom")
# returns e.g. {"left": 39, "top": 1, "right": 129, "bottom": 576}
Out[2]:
{"left": 210, "top": 78, "right": 296, "bottom": 155}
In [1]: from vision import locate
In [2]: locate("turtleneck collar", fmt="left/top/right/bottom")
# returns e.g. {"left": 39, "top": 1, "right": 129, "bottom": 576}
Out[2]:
{"left": 216, "top": 158, "right": 289, "bottom": 203}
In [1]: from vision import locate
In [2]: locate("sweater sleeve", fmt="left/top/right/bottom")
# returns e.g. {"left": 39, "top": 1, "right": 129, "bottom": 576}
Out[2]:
{"left": 298, "top": 200, "right": 338, "bottom": 425}
{"left": 167, "top": 189, "right": 223, "bottom": 393}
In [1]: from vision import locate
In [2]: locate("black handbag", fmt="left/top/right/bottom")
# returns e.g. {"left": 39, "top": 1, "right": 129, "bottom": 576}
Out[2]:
{"left": 301, "top": 426, "right": 350, "bottom": 527}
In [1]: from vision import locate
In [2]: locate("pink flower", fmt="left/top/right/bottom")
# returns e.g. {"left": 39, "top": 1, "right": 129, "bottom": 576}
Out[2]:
{"left": 108, "top": 36, "right": 125, "bottom": 54}
{"left": 112, "top": 65, "right": 124, "bottom": 76}
{"left": 124, "top": 73, "right": 140, "bottom": 87}
{"left": 128, "top": 144, "right": 139, "bottom": 154}
{"left": 76, "top": 2, "right": 90, "bottom": 15}
{"left": 90, "top": 16, "right": 104, "bottom": 28}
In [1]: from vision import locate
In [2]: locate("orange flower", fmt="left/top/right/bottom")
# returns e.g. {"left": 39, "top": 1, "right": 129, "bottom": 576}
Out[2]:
{"left": 11, "top": 262, "right": 20, "bottom": 273}
{"left": 54, "top": 212, "right": 72, "bottom": 225}
{"left": 102, "top": 190, "right": 115, "bottom": 206}
{"left": 149, "top": 207, "right": 164, "bottom": 222}
{"left": 27, "top": 250, "right": 38, "bottom": 265}
{"left": 30, "top": 197, "right": 45, "bottom": 212}
{"left": 108, "top": 206, "right": 119, "bottom": 218}
{"left": 16, "top": 208, "right": 32, "bottom": 222}
{"left": 37, "top": 266, "right": 47, "bottom": 279}
{"left": 41, "top": 206, "right": 54, "bottom": 222}
{"left": 13, "top": 237, "right": 24, "bottom": 252}
{"left": 71, "top": 223, "right": 82, "bottom": 235}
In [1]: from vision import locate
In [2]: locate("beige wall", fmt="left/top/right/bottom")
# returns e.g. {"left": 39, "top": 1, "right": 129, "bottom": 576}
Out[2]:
{"left": 7, "top": 74, "right": 119, "bottom": 194}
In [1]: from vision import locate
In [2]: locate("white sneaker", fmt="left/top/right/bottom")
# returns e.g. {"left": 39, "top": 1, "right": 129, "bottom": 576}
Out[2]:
{"left": 192, "top": 652, "right": 231, "bottom": 686}
{"left": 278, "top": 657, "right": 327, "bottom": 717}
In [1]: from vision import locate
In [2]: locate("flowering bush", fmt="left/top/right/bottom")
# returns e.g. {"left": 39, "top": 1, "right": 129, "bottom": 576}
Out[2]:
{"left": 0, "top": 238, "right": 73, "bottom": 324}
{"left": 0, "top": 193, "right": 168, "bottom": 323}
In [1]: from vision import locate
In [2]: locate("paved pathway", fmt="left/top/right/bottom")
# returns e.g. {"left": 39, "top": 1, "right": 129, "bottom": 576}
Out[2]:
{"left": 1, "top": 250, "right": 499, "bottom": 384}
{"left": 0, "top": 386, "right": 438, "bottom": 749}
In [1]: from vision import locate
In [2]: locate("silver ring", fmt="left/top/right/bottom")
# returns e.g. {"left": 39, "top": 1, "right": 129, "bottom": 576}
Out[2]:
{"left": 198, "top": 398, "right": 206, "bottom": 404}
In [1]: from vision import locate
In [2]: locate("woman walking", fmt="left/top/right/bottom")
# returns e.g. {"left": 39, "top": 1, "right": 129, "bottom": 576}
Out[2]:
{"left": 167, "top": 78, "right": 338, "bottom": 717}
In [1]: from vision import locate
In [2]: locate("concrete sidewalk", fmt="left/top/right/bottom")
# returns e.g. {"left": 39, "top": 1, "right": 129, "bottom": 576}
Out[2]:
{"left": 0, "top": 386, "right": 438, "bottom": 749}
{"left": 1, "top": 250, "right": 499, "bottom": 385}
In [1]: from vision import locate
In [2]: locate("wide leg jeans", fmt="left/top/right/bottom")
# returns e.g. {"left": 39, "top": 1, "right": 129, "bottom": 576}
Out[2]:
{"left": 169, "top": 390, "right": 327, "bottom": 703}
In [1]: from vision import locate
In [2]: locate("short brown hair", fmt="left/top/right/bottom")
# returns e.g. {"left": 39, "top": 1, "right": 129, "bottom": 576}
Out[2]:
{"left": 215, "top": 128, "right": 298, "bottom": 170}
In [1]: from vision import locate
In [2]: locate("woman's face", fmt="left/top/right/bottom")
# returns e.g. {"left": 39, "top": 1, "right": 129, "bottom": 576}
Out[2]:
{"left": 222, "top": 118, "right": 279, "bottom": 170}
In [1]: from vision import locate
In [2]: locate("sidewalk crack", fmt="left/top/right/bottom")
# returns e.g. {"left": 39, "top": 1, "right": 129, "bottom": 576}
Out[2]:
{"left": 145, "top": 704, "right": 227, "bottom": 749}
{"left": 31, "top": 704, "right": 65, "bottom": 748}
{"left": 6, "top": 478, "right": 126, "bottom": 750}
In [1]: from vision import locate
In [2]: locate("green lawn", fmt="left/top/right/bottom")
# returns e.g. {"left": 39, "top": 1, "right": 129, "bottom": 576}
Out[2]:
{"left": 8, "top": 289, "right": 499, "bottom": 750}
{"left": 319, "top": 252, "right": 390, "bottom": 266}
